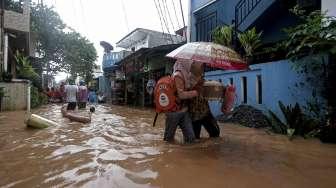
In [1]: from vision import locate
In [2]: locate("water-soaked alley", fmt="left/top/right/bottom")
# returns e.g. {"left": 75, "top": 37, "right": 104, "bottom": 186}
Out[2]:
{"left": 1, "top": 104, "right": 336, "bottom": 188}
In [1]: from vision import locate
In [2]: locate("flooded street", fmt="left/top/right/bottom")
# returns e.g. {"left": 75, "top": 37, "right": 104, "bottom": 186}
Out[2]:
{"left": 1, "top": 104, "right": 336, "bottom": 188}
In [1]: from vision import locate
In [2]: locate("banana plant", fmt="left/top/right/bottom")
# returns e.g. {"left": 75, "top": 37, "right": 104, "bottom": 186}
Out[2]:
{"left": 14, "top": 51, "right": 39, "bottom": 80}
{"left": 238, "top": 27, "right": 262, "bottom": 57}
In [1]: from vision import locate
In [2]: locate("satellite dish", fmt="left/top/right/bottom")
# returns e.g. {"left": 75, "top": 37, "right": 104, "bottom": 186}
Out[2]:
{"left": 100, "top": 41, "right": 114, "bottom": 53}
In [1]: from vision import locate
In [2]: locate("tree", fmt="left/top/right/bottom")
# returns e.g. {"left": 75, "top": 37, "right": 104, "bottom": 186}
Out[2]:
{"left": 30, "top": 3, "right": 97, "bottom": 83}
{"left": 62, "top": 31, "right": 97, "bottom": 83}
{"left": 30, "top": 3, "right": 66, "bottom": 75}
{"left": 283, "top": 6, "right": 336, "bottom": 141}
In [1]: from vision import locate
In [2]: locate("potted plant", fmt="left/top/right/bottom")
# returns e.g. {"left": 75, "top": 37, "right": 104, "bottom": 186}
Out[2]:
{"left": 238, "top": 27, "right": 262, "bottom": 64}
{"left": 212, "top": 25, "right": 234, "bottom": 48}
{"left": 2, "top": 72, "right": 13, "bottom": 82}
{"left": 15, "top": 51, "right": 39, "bottom": 80}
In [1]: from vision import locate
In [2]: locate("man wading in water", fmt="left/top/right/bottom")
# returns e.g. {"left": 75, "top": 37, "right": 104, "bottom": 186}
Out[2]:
{"left": 64, "top": 81, "right": 78, "bottom": 110}
{"left": 188, "top": 63, "right": 220, "bottom": 139}
{"left": 160, "top": 60, "right": 204, "bottom": 143}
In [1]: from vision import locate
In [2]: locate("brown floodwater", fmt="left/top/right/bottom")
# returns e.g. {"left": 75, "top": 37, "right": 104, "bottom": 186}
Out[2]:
{"left": 0, "top": 104, "right": 336, "bottom": 188}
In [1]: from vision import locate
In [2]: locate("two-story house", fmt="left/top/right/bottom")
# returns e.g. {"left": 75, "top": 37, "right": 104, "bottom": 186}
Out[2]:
{"left": 1, "top": 0, "right": 31, "bottom": 77}
{"left": 104, "top": 28, "right": 184, "bottom": 106}
{"left": 0, "top": 0, "right": 33, "bottom": 111}
{"left": 188, "top": 0, "right": 333, "bottom": 118}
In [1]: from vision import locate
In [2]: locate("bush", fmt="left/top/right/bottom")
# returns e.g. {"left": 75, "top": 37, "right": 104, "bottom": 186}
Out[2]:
{"left": 31, "top": 86, "right": 47, "bottom": 108}
{"left": 268, "top": 101, "right": 320, "bottom": 139}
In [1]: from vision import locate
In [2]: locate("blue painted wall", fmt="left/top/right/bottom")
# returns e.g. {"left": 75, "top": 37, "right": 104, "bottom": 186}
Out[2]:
{"left": 205, "top": 60, "right": 322, "bottom": 120}
{"left": 190, "top": 0, "right": 296, "bottom": 43}
{"left": 102, "top": 51, "right": 130, "bottom": 71}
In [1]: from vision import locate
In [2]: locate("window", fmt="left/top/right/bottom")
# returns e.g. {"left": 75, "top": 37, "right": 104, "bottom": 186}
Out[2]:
{"left": 229, "top": 78, "right": 233, "bottom": 85}
{"left": 241, "top": 76, "right": 247, "bottom": 103}
{"left": 195, "top": 12, "right": 217, "bottom": 42}
{"left": 256, "top": 75, "right": 262, "bottom": 104}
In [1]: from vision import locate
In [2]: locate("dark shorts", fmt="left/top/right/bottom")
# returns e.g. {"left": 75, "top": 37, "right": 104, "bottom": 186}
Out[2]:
{"left": 67, "top": 102, "right": 77, "bottom": 110}
{"left": 78, "top": 102, "right": 87, "bottom": 109}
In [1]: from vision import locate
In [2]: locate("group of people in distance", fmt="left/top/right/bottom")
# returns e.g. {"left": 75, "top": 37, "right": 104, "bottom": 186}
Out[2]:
{"left": 44, "top": 80, "right": 105, "bottom": 111}
{"left": 163, "top": 60, "right": 220, "bottom": 144}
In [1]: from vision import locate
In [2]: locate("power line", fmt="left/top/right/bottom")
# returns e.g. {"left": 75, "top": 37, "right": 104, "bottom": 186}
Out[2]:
{"left": 171, "top": 0, "right": 181, "bottom": 29}
{"left": 71, "top": 0, "right": 80, "bottom": 31}
{"left": 163, "top": 0, "right": 176, "bottom": 32}
{"left": 157, "top": 0, "right": 174, "bottom": 43}
{"left": 154, "top": 0, "right": 174, "bottom": 43}
{"left": 120, "top": 0, "right": 130, "bottom": 32}
{"left": 79, "top": 0, "right": 89, "bottom": 37}
{"left": 164, "top": 0, "right": 182, "bottom": 43}
{"left": 159, "top": 0, "right": 171, "bottom": 33}
{"left": 153, "top": 0, "right": 166, "bottom": 34}
{"left": 179, "top": 0, "right": 185, "bottom": 27}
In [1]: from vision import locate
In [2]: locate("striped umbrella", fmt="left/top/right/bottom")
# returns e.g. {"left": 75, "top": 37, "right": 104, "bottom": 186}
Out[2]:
{"left": 166, "top": 42, "right": 248, "bottom": 70}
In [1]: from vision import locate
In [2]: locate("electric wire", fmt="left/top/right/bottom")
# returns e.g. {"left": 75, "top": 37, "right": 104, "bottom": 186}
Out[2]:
{"left": 171, "top": 0, "right": 181, "bottom": 29}
{"left": 157, "top": 0, "right": 174, "bottom": 43}
{"left": 120, "top": 0, "right": 130, "bottom": 32}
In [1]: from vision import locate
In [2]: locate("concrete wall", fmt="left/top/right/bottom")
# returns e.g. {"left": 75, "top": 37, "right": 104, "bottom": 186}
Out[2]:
{"left": 4, "top": 0, "right": 30, "bottom": 32}
{"left": 322, "top": 0, "right": 336, "bottom": 17}
{"left": 0, "top": 81, "right": 28, "bottom": 111}
{"left": 205, "top": 59, "right": 322, "bottom": 119}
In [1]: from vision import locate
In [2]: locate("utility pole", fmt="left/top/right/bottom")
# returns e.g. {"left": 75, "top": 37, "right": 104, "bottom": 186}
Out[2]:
{"left": 0, "top": 0, "right": 4, "bottom": 73}
{"left": 40, "top": 0, "right": 49, "bottom": 89}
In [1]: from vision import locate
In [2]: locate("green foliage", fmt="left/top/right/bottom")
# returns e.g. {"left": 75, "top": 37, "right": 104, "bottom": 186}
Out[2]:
{"left": 284, "top": 6, "right": 336, "bottom": 59}
{"left": 31, "top": 86, "right": 47, "bottom": 108}
{"left": 268, "top": 101, "right": 320, "bottom": 139}
{"left": 0, "top": 87, "right": 5, "bottom": 98}
{"left": 283, "top": 6, "right": 336, "bottom": 132}
{"left": 238, "top": 27, "right": 262, "bottom": 57}
{"left": 30, "top": 3, "right": 97, "bottom": 82}
{"left": 62, "top": 31, "right": 97, "bottom": 83}
{"left": 5, "top": 0, "right": 24, "bottom": 13}
{"left": 30, "top": 3, "right": 66, "bottom": 75}
{"left": 14, "top": 51, "right": 39, "bottom": 80}
{"left": 212, "top": 25, "right": 233, "bottom": 48}
{"left": 1, "top": 72, "right": 13, "bottom": 82}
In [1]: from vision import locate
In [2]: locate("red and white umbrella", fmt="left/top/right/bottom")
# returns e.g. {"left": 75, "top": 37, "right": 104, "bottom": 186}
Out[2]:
{"left": 166, "top": 42, "right": 248, "bottom": 70}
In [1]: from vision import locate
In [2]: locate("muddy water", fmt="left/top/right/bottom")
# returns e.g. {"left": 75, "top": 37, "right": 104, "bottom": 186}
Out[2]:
{"left": 0, "top": 104, "right": 336, "bottom": 188}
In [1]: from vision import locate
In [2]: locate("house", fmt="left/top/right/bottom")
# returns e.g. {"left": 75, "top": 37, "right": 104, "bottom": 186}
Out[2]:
{"left": 116, "top": 28, "right": 184, "bottom": 51}
{"left": 1, "top": 0, "right": 32, "bottom": 77}
{"left": 0, "top": 0, "right": 33, "bottom": 111}
{"left": 188, "top": 0, "right": 332, "bottom": 118}
{"left": 102, "top": 28, "right": 185, "bottom": 106}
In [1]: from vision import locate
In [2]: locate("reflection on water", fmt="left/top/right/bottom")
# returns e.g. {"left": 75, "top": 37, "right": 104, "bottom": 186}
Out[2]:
{"left": 0, "top": 104, "right": 336, "bottom": 188}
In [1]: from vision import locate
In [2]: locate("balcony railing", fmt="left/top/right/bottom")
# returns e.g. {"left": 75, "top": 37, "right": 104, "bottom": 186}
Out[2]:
{"left": 5, "top": 0, "right": 24, "bottom": 13}
{"left": 235, "top": 0, "right": 263, "bottom": 28}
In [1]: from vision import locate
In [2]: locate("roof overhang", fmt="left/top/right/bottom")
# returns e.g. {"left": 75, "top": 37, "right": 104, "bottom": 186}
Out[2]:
{"left": 116, "top": 28, "right": 149, "bottom": 49}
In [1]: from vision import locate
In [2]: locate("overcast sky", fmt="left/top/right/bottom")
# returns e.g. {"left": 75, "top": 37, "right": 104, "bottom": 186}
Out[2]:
{"left": 40, "top": 0, "right": 188, "bottom": 81}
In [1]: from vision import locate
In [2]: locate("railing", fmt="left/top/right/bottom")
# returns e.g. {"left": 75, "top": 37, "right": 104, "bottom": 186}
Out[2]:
{"left": 235, "top": 0, "right": 263, "bottom": 28}
{"left": 5, "top": 0, "right": 24, "bottom": 13}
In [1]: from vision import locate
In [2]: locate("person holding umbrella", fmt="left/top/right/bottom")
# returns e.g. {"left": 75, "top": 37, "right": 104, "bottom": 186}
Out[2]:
{"left": 188, "top": 63, "right": 220, "bottom": 139}
{"left": 164, "top": 42, "right": 248, "bottom": 141}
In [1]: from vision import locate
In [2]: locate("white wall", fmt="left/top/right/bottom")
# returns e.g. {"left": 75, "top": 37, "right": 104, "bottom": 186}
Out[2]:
{"left": 322, "top": 0, "right": 336, "bottom": 17}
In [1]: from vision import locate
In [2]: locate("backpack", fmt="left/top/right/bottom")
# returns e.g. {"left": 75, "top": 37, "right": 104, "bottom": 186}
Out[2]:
{"left": 154, "top": 76, "right": 179, "bottom": 113}
{"left": 152, "top": 75, "right": 180, "bottom": 127}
